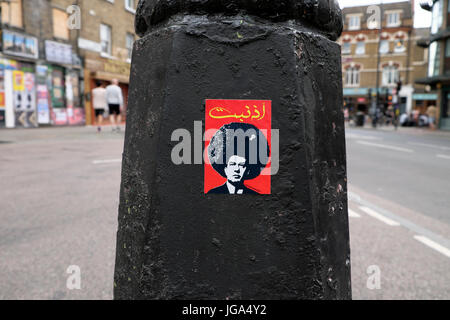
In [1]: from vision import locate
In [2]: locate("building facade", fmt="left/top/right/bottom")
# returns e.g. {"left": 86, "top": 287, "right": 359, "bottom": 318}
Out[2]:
{"left": 0, "top": 0, "right": 136, "bottom": 128}
{"left": 416, "top": 0, "right": 450, "bottom": 130}
{"left": 338, "top": 1, "right": 435, "bottom": 118}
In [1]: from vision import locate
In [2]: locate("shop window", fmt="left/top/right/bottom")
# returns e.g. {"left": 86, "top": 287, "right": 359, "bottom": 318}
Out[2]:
{"left": 1, "top": 0, "right": 23, "bottom": 28}
{"left": 342, "top": 42, "right": 351, "bottom": 55}
{"left": 126, "top": 33, "right": 134, "bottom": 62}
{"left": 345, "top": 67, "right": 360, "bottom": 87}
{"left": 355, "top": 41, "right": 365, "bottom": 55}
{"left": 100, "top": 24, "right": 112, "bottom": 56}
{"left": 348, "top": 15, "right": 360, "bottom": 30}
{"left": 382, "top": 65, "right": 399, "bottom": 86}
{"left": 125, "top": 0, "right": 136, "bottom": 13}
{"left": 53, "top": 9, "right": 69, "bottom": 40}
{"left": 379, "top": 40, "right": 389, "bottom": 54}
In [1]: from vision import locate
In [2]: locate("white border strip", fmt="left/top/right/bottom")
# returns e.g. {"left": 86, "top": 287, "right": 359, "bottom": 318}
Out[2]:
{"left": 359, "top": 206, "right": 400, "bottom": 226}
{"left": 356, "top": 141, "right": 414, "bottom": 153}
{"left": 92, "top": 159, "right": 122, "bottom": 165}
{"left": 414, "top": 235, "right": 450, "bottom": 258}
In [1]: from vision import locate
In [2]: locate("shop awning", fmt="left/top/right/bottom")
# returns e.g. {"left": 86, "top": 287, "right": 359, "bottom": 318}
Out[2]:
{"left": 415, "top": 75, "right": 450, "bottom": 86}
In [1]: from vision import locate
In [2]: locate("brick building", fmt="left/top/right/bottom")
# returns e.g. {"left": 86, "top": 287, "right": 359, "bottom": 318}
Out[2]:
{"left": 338, "top": 1, "right": 436, "bottom": 118}
{"left": 0, "top": 0, "right": 136, "bottom": 128}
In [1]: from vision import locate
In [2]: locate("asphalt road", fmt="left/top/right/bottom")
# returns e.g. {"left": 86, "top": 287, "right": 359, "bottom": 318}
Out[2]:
{"left": 346, "top": 126, "right": 450, "bottom": 299}
{"left": 0, "top": 125, "right": 449, "bottom": 299}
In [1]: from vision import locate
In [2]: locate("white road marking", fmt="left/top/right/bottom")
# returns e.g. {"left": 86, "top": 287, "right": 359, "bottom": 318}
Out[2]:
{"left": 346, "top": 133, "right": 382, "bottom": 141}
{"left": 409, "top": 142, "right": 450, "bottom": 151}
{"left": 92, "top": 159, "right": 122, "bottom": 165}
{"left": 348, "top": 191, "right": 362, "bottom": 202}
{"left": 356, "top": 140, "right": 414, "bottom": 153}
{"left": 348, "top": 209, "right": 361, "bottom": 218}
{"left": 414, "top": 235, "right": 450, "bottom": 258}
{"left": 436, "top": 154, "right": 450, "bottom": 160}
{"left": 359, "top": 206, "right": 401, "bottom": 226}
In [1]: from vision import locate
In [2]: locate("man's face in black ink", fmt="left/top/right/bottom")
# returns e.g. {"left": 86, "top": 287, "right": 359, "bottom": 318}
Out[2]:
{"left": 224, "top": 155, "right": 247, "bottom": 184}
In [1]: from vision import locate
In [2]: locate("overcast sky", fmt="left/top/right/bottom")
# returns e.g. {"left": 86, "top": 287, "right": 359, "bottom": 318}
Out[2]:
{"left": 338, "top": 0, "right": 432, "bottom": 28}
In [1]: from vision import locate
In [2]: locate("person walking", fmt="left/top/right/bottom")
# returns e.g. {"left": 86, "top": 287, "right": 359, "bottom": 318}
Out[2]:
{"left": 106, "top": 79, "right": 124, "bottom": 132}
{"left": 426, "top": 105, "right": 437, "bottom": 130}
{"left": 92, "top": 81, "right": 107, "bottom": 132}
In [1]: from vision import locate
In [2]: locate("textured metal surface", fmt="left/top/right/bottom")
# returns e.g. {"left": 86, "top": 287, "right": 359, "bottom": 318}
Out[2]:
{"left": 114, "top": 0, "right": 351, "bottom": 300}
{"left": 135, "top": 0, "right": 343, "bottom": 40}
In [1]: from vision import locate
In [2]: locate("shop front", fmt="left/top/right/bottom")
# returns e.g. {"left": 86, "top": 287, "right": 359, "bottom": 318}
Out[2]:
{"left": 1, "top": 30, "right": 83, "bottom": 128}
{"left": 1, "top": 30, "right": 39, "bottom": 129}
{"left": 44, "top": 40, "right": 84, "bottom": 126}
{"left": 84, "top": 57, "right": 130, "bottom": 126}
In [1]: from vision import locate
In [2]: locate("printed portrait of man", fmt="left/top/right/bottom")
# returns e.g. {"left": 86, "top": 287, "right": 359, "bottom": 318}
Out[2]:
{"left": 207, "top": 122, "right": 270, "bottom": 195}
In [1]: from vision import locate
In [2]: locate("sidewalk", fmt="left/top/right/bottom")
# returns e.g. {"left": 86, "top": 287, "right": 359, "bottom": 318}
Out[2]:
{"left": 0, "top": 124, "right": 126, "bottom": 144}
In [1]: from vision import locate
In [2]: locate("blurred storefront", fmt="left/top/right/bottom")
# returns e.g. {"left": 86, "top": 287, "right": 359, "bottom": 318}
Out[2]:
{"left": 84, "top": 56, "right": 130, "bottom": 125}
{"left": 0, "top": 29, "right": 83, "bottom": 128}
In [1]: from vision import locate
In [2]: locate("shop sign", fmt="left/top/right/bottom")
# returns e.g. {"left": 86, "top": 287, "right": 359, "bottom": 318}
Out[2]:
{"left": 104, "top": 60, "right": 131, "bottom": 77}
{"left": 2, "top": 30, "right": 38, "bottom": 60}
{"left": 45, "top": 41, "right": 73, "bottom": 65}
{"left": 78, "top": 38, "right": 101, "bottom": 53}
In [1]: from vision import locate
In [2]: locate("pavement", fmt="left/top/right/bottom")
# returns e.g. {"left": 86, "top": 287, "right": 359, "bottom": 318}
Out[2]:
{"left": 0, "top": 124, "right": 449, "bottom": 299}
{"left": 346, "top": 125, "right": 450, "bottom": 299}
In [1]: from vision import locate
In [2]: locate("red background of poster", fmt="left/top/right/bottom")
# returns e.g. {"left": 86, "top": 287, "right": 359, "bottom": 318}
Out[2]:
{"left": 204, "top": 99, "right": 272, "bottom": 194}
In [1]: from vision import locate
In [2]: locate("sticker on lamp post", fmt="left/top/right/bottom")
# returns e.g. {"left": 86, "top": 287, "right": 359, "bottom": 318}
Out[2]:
{"left": 205, "top": 99, "right": 272, "bottom": 195}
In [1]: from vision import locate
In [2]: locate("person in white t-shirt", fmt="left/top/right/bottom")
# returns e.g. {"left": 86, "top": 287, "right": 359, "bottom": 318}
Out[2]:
{"left": 106, "top": 79, "right": 124, "bottom": 132}
{"left": 92, "top": 81, "right": 107, "bottom": 132}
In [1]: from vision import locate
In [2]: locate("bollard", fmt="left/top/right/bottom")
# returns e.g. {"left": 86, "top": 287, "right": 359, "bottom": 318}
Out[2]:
{"left": 114, "top": 0, "right": 351, "bottom": 300}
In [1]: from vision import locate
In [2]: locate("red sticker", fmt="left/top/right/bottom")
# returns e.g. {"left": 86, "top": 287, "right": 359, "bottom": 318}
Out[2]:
{"left": 205, "top": 99, "right": 272, "bottom": 195}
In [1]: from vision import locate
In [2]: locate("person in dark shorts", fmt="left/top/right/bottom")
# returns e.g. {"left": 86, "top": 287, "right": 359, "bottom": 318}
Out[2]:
{"left": 92, "top": 81, "right": 107, "bottom": 132}
{"left": 106, "top": 79, "right": 124, "bottom": 132}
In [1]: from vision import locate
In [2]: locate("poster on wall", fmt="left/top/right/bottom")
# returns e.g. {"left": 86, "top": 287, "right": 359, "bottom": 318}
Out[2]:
{"left": 204, "top": 99, "right": 272, "bottom": 195}
{"left": 66, "top": 71, "right": 84, "bottom": 125}
{"left": 36, "top": 65, "right": 50, "bottom": 125}
{"left": 13, "top": 71, "right": 38, "bottom": 128}
{"left": 0, "top": 70, "right": 5, "bottom": 128}
{"left": 49, "top": 66, "right": 67, "bottom": 125}
{"left": 3, "top": 31, "right": 39, "bottom": 60}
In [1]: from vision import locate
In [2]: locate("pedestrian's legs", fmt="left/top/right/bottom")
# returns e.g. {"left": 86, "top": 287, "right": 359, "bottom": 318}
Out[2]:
{"left": 97, "top": 113, "right": 103, "bottom": 132}
{"left": 110, "top": 114, "right": 116, "bottom": 129}
{"left": 117, "top": 114, "right": 122, "bottom": 130}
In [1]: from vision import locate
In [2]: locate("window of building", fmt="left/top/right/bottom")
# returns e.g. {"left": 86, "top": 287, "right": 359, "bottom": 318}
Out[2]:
{"left": 1, "top": 0, "right": 23, "bottom": 28}
{"left": 394, "top": 39, "right": 406, "bottom": 53}
{"left": 428, "top": 42, "right": 441, "bottom": 77}
{"left": 126, "top": 33, "right": 134, "bottom": 61}
{"left": 348, "top": 15, "right": 361, "bottom": 30}
{"left": 382, "top": 65, "right": 399, "bottom": 86}
{"left": 125, "top": 0, "right": 136, "bottom": 13}
{"left": 342, "top": 42, "right": 351, "bottom": 55}
{"left": 386, "top": 12, "right": 401, "bottom": 27}
{"left": 52, "top": 9, "right": 70, "bottom": 40}
{"left": 345, "top": 66, "right": 360, "bottom": 86}
{"left": 100, "top": 24, "right": 112, "bottom": 56}
{"left": 431, "top": 0, "right": 443, "bottom": 34}
{"left": 446, "top": 38, "right": 450, "bottom": 57}
{"left": 379, "top": 40, "right": 389, "bottom": 54}
{"left": 355, "top": 41, "right": 365, "bottom": 55}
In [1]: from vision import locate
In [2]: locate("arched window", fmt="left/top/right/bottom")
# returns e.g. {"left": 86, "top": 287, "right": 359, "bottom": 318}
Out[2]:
{"left": 394, "top": 33, "right": 406, "bottom": 53}
{"left": 355, "top": 35, "right": 366, "bottom": 55}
